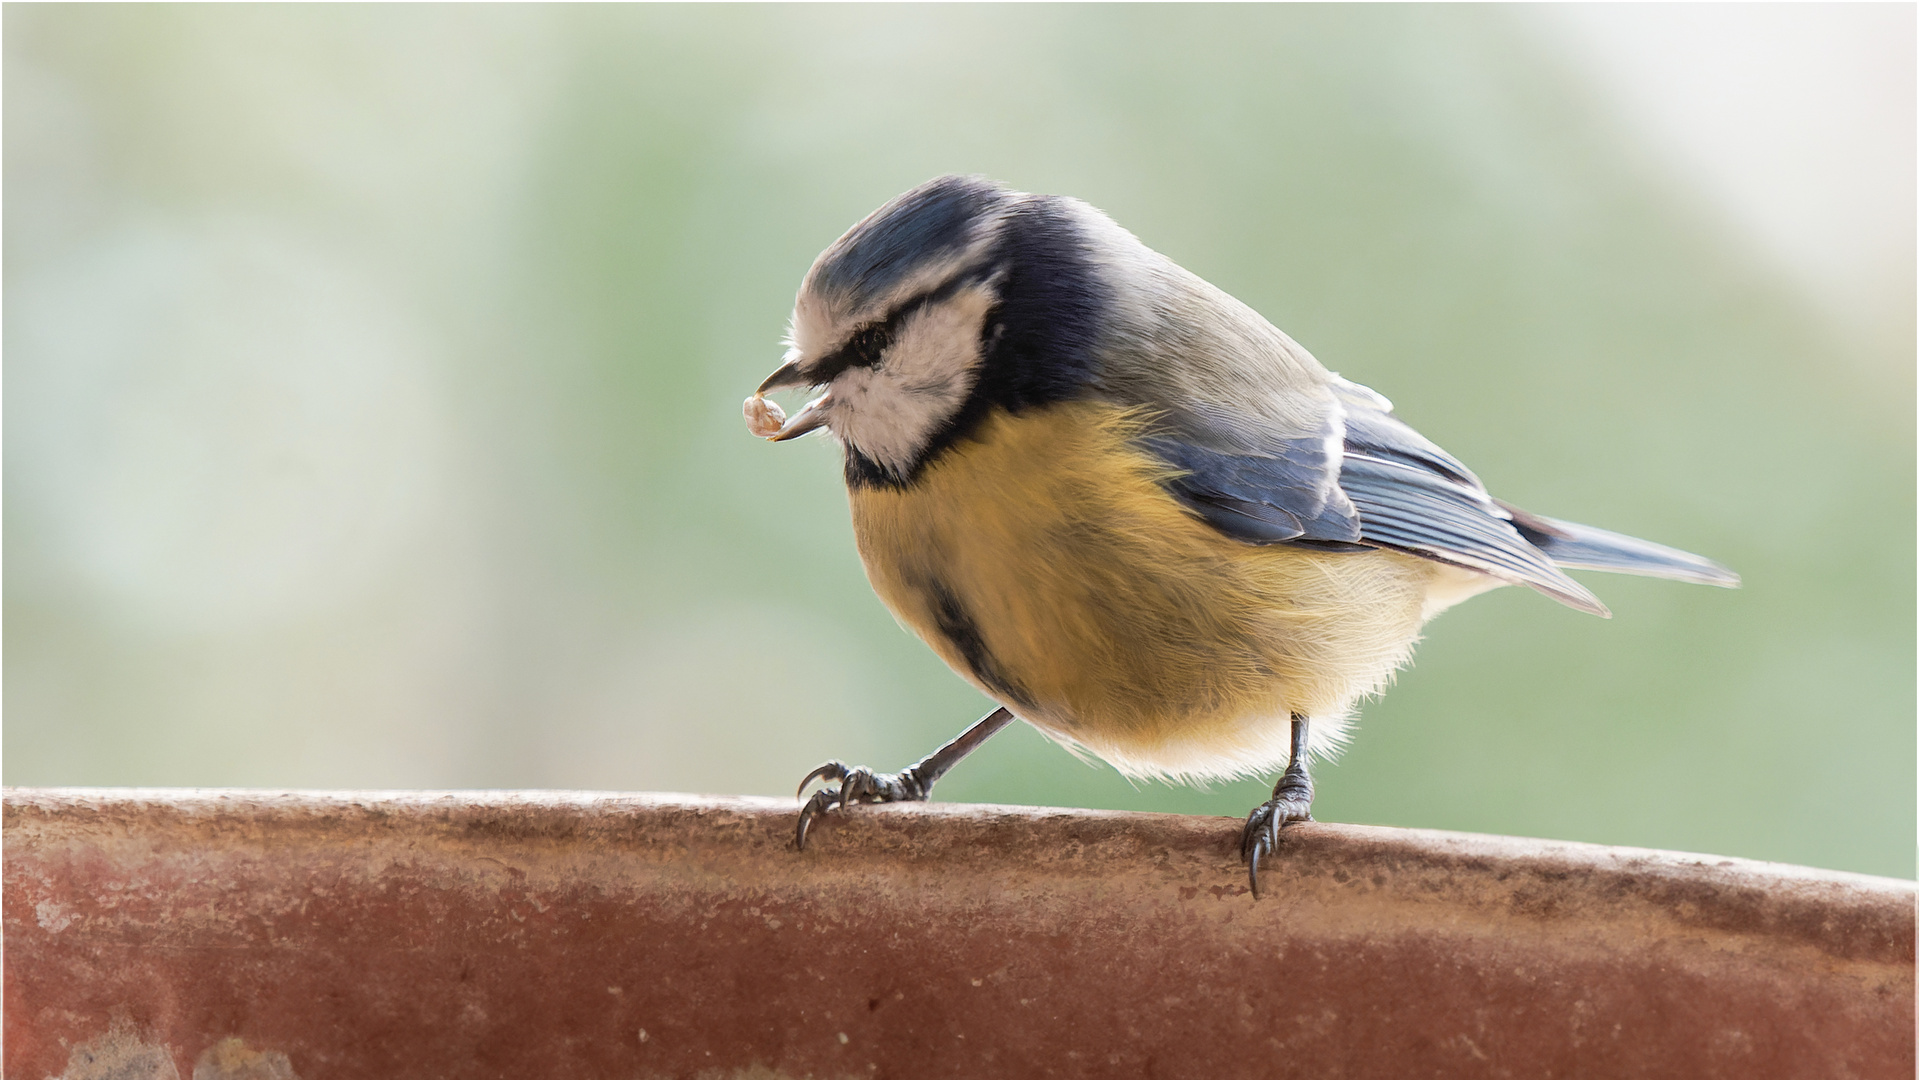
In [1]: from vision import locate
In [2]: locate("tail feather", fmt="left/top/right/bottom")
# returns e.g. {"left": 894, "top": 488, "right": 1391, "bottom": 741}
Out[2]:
{"left": 1500, "top": 501, "right": 1741, "bottom": 589}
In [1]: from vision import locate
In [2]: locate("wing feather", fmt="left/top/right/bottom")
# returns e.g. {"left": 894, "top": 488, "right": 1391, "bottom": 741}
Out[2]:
{"left": 1138, "top": 373, "right": 1612, "bottom": 616}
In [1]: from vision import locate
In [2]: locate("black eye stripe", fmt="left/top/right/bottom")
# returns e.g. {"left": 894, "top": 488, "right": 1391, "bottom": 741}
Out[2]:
{"left": 812, "top": 270, "right": 991, "bottom": 382}
{"left": 808, "top": 326, "right": 889, "bottom": 383}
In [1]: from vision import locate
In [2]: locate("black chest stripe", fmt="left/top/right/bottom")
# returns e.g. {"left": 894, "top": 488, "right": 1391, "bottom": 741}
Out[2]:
{"left": 920, "top": 576, "right": 1034, "bottom": 712}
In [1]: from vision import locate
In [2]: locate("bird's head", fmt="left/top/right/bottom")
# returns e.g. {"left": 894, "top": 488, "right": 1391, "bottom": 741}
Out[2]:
{"left": 751, "top": 175, "right": 1111, "bottom": 484}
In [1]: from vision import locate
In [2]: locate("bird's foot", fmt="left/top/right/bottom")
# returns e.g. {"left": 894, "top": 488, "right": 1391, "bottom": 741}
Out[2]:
{"left": 794, "top": 760, "right": 931, "bottom": 849}
{"left": 1240, "top": 768, "right": 1313, "bottom": 899}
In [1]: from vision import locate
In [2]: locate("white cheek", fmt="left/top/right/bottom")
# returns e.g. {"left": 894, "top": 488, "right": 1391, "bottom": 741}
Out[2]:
{"left": 828, "top": 286, "right": 994, "bottom": 475}
{"left": 829, "top": 366, "right": 961, "bottom": 476}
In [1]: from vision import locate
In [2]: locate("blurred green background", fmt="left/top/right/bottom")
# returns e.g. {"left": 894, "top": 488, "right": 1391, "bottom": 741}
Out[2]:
{"left": 6, "top": 5, "right": 1912, "bottom": 878}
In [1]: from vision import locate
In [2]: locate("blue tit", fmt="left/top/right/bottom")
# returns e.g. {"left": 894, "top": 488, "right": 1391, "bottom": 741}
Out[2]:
{"left": 748, "top": 175, "right": 1738, "bottom": 895}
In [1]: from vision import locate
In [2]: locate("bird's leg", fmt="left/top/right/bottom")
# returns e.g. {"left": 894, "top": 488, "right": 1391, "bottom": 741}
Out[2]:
{"left": 795, "top": 706, "right": 1016, "bottom": 850}
{"left": 1241, "top": 715, "right": 1315, "bottom": 899}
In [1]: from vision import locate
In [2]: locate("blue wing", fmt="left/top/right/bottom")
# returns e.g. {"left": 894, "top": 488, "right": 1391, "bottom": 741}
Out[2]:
{"left": 1138, "top": 426, "right": 1364, "bottom": 547}
{"left": 1141, "top": 376, "right": 1613, "bottom": 616}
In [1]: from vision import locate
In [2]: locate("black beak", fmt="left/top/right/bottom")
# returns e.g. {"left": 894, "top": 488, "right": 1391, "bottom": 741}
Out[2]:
{"left": 757, "top": 361, "right": 812, "bottom": 394}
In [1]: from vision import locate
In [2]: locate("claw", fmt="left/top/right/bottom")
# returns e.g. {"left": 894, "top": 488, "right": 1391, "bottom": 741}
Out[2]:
{"left": 1242, "top": 801, "right": 1277, "bottom": 898}
{"left": 1245, "top": 815, "right": 1282, "bottom": 900}
{"left": 795, "top": 786, "right": 842, "bottom": 850}
{"left": 797, "top": 761, "right": 846, "bottom": 799}
{"left": 1240, "top": 717, "right": 1315, "bottom": 899}
{"left": 1240, "top": 795, "right": 1310, "bottom": 900}
{"left": 790, "top": 758, "right": 937, "bottom": 851}
{"left": 792, "top": 761, "right": 886, "bottom": 850}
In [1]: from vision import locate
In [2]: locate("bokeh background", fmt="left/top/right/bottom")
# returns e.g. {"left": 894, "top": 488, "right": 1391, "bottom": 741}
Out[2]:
{"left": 6, "top": 5, "right": 1912, "bottom": 878}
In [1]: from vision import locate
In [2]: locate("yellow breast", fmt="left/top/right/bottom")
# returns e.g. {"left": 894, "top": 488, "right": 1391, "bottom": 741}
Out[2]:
{"left": 849, "top": 402, "right": 1440, "bottom": 781}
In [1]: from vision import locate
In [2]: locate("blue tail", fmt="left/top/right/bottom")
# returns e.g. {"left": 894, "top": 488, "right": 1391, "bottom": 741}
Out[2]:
{"left": 1500, "top": 502, "right": 1741, "bottom": 589}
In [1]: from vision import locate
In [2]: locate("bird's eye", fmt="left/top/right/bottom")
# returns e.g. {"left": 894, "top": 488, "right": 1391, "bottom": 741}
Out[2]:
{"left": 848, "top": 322, "right": 893, "bottom": 368}
{"left": 808, "top": 321, "right": 894, "bottom": 383}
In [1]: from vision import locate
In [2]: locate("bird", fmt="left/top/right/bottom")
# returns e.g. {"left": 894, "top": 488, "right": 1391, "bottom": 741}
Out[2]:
{"left": 746, "top": 175, "right": 1738, "bottom": 895}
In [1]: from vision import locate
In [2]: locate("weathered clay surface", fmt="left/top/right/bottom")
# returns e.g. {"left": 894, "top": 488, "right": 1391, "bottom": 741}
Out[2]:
{"left": 5, "top": 789, "right": 1912, "bottom": 1079}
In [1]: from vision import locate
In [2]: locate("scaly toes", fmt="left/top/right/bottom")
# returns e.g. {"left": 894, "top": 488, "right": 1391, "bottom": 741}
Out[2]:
{"left": 793, "top": 762, "right": 898, "bottom": 850}
{"left": 1240, "top": 797, "right": 1311, "bottom": 898}
{"left": 793, "top": 759, "right": 937, "bottom": 850}
{"left": 836, "top": 766, "right": 880, "bottom": 804}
